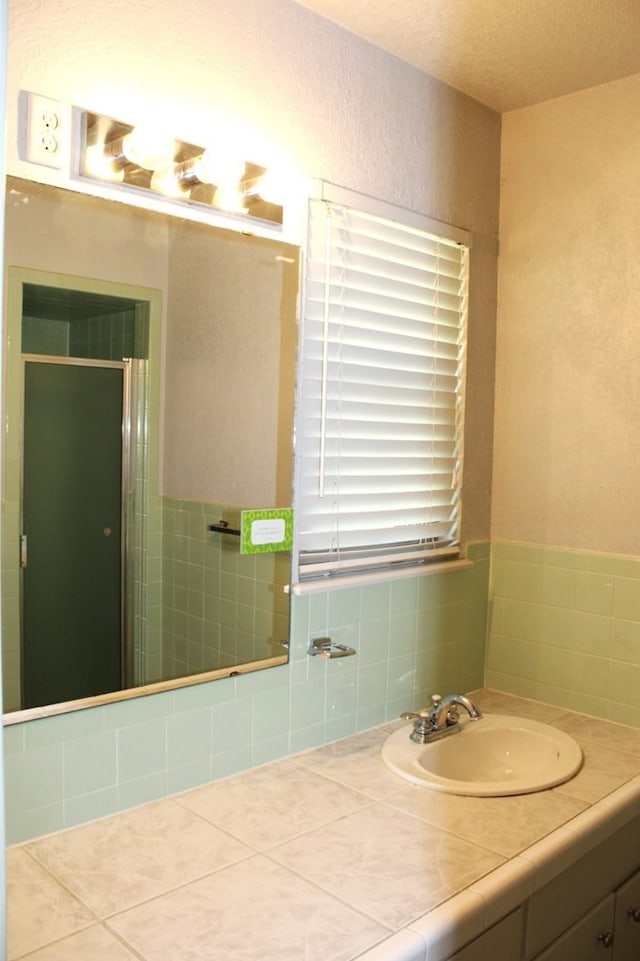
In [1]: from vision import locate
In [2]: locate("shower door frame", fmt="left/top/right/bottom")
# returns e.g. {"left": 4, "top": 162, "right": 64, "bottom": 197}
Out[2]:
{"left": 20, "top": 354, "right": 134, "bottom": 703}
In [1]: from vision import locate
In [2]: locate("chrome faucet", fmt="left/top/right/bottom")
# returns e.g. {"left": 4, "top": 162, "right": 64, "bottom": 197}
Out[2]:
{"left": 401, "top": 692, "right": 483, "bottom": 744}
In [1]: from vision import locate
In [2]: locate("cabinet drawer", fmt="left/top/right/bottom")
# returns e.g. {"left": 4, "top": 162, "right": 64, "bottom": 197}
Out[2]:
{"left": 533, "top": 896, "right": 614, "bottom": 961}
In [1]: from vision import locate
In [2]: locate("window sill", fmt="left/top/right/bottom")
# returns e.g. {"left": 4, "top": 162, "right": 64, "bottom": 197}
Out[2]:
{"left": 289, "top": 557, "right": 473, "bottom": 595}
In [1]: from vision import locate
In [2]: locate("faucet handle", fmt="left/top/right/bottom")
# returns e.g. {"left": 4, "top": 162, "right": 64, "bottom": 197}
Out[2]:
{"left": 400, "top": 708, "right": 431, "bottom": 721}
{"left": 430, "top": 694, "right": 442, "bottom": 710}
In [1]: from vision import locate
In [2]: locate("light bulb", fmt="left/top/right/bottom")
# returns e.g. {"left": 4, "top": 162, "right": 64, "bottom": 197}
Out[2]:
{"left": 83, "top": 143, "right": 125, "bottom": 182}
{"left": 150, "top": 163, "right": 186, "bottom": 198}
{"left": 213, "top": 183, "right": 245, "bottom": 213}
{"left": 122, "top": 126, "right": 176, "bottom": 170}
{"left": 192, "top": 149, "right": 245, "bottom": 186}
{"left": 255, "top": 169, "right": 286, "bottom": 206}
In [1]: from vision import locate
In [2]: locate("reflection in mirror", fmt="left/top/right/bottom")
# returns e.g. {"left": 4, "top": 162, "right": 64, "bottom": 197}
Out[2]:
{"left": 2, "top": 176, "right": 299, "bottom": 721}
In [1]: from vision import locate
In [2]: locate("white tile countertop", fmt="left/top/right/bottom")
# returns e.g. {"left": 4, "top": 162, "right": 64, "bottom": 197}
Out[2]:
{"left": 7, "top": 689, "right": 640, "bottom": 961}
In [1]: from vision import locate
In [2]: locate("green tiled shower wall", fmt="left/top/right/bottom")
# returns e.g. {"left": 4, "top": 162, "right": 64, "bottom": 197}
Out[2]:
{"left": 487, "top": 540, "right": 640, "bottom": 727}
{"left": 21, "top": 316, "right": 69, "bottom": 355}
{"left": 161, "top": 498, "right": 289, "bottom": 681}
{"left": 22, "top": 308, "right": 140, "bottom": 360}
{"left": 3, "top": 542, "right": 489, "bottom": 843}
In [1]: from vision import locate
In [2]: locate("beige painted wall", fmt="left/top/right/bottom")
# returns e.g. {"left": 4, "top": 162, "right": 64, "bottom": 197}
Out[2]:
{"left": 494, "top": 73, "right": 640, "bottom": 555}
{"left": 5, "top": 0, "right": 501, "bottom": 546}
{"left": 163, "top": 221, "right": 299, "bottom": 505}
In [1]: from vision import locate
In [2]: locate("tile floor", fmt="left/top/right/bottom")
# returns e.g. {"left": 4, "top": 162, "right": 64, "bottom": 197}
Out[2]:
{"left": 7, "top": 691, "right": 640, "bottom": 960}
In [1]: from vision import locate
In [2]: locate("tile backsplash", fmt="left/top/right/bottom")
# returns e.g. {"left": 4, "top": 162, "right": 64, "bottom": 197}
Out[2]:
{"left": 2, "top": 543, "right": 488, "bottom": 844}
{"left": 486, "top": 540, "right": 640, "bottom": 727}
{"left": 6, "top": 537, "right": 640, "bottom": 845}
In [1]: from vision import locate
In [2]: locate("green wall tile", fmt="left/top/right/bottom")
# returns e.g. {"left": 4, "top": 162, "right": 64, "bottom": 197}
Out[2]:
{"left": 390, "top": 577, "right": 418, "bottom": 615}
{"left": 609, "top": 660, "right": 640, "bottom": 705}
{"left": 64, "top": 732, "right": 117, "bottom": 796}
{"left": 574, "top": 571, "right": 615, "bottom": 616}
{"left": 536, "top": 644, "right": 573, "bottom": 690}
{"left": 503, "top": 599, "right": 539, "bottom": 642}
{"left": 290, "top": 677, "right": 325, "bottom": 729}
{"left": 389, "top": 612, "right": 417, "bottom": 655}
{"left": 612, "top": 618, "right": 640, "bottom": 664}
{"left": 614, "top": 578, "right": 640, "bottom": 621}
{"left": 607, "top": 700, "right": 640, "bottom": 728}
{"left": 6, "top": 802, "right": 64, "bottom": 845}
{"left": 539, "top": 567, "right": 576, "bottom": 608}
{"left": 251, "top": 689, "right": 289, "bottom": 745}
{"left": 211, "top": 699, "right": 251, "bottom": 753}
{"left": 327, "top": 586, "right": 361, "bottom": 627}
{"left": 251, "top": 734, "right": 290, "bottom": 766}
{"left": 324, "top": 714, "right": 357, "bottom": 742}
{"left": 570, "top": 652, "right": 610, "bottom": 697}
{"left": 117, "top": 772, "right": 168, "bottom": 810}
{"left": 357, "top": 662, "right": 388, "bottom": 710}
{"left": 572, "top": 611, "right": 612, "bottom": 656}
{"left": 489, "top": 541, "right": 640, "bottom": 725}
{"left": 65, "top": 788, "right": 119, "bottom": 827}
{"left": 357, "top": 616, "right": 389, "bottom": 664}
{"left": 25, "top": 707, "right": 104, "bottom": 747}
{"left": 537, "top": 606, "right": 573, "bottom": 649}
{"left": 117, "top": 718, "right": 167, "bottom": 781}
{"left": 211, "top": 745, "right": 253, "bottom": 779}
{"left": 588, "top": 553, "right": 640, "bottom": 577}
{"left": 359, "top": 582, "right": 390, "bottom": 621}
{"left": 5, "top": 742, "right": 63, "bottom": 811}
{"left": 167, "top": 708, "right": 212, "bottom": 766}
{"left": 167, "top": 759, "right": 212, "bottom": 794}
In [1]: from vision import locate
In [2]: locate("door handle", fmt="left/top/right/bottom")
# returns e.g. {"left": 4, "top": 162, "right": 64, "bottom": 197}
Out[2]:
{"left": 20, "top": 533, "right": 27, "bottom": 568}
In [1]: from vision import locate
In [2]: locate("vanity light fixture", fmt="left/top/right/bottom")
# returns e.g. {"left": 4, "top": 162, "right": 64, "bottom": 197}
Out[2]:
{"left": 79, "top": 110, "right": 285, "bottom": 227}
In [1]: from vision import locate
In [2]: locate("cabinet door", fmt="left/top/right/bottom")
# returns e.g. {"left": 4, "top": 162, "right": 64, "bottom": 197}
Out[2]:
{"left": 613, "top": 870, "right": 640, "bottom": 961}
{"left": 534, "top": 896, "right": 615, "bottom": 961}
{"left": 449, "top": 909, "right": 524, "bottom": 961}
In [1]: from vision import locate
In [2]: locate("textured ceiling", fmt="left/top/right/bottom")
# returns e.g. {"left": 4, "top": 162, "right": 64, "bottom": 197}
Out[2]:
{"left": 293, "top": 0, "right": 640, "bottom": 112}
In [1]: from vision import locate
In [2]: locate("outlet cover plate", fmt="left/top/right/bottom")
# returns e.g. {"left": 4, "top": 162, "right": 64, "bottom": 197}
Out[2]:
{"left": 18, "top": 91, "right": 67, "bottom": 169}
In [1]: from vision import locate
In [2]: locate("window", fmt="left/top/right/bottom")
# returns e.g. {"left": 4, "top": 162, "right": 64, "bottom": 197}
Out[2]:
{"left": 293, "top": 185, "right": 470, "bottom": 585}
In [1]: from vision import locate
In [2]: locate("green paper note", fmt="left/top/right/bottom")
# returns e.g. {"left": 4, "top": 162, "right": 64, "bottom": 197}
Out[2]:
{"left": 240, "top": 508, "right": 294, "bottom": 554}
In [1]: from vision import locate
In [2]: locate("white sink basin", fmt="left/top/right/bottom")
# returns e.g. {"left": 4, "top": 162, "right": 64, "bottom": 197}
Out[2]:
{"left": 382, "top": 714, "right": 583, "bottom": 796}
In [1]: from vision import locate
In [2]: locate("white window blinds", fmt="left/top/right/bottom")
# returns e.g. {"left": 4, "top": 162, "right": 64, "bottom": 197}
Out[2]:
{"left": 294, "top": 193, "right": 469, "bottom": 582}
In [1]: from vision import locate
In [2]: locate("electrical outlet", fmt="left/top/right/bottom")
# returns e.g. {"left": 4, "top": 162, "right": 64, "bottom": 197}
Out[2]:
{"left": 19, "top": 93, "right": 66, "bottom": 169}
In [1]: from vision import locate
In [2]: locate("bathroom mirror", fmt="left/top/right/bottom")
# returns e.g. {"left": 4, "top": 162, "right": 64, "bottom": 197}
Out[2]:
{"left": 2, "top": 176, "right": 299, "bottom": 721}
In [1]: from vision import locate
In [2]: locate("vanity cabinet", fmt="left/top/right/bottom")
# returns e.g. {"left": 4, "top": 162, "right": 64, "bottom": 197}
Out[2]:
{"left": 436, "top": 820, "right": 640, "bottom": 961}
{"left": 447, "top": 908, "right": 524, "bottom": 961}
{"left": 443, "top": 868, "right": 640, "bottom": 961}
{"left": 531, "top": 869, "right": 640, "bottom": 961}
{"left": 525, "top": 815, "right": 640, "bottom": 959}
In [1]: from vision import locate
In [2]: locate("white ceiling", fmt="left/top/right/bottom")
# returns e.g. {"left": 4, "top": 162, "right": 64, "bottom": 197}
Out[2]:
{"left": 293, "top": 0, "right": 640, "bottom": 112}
